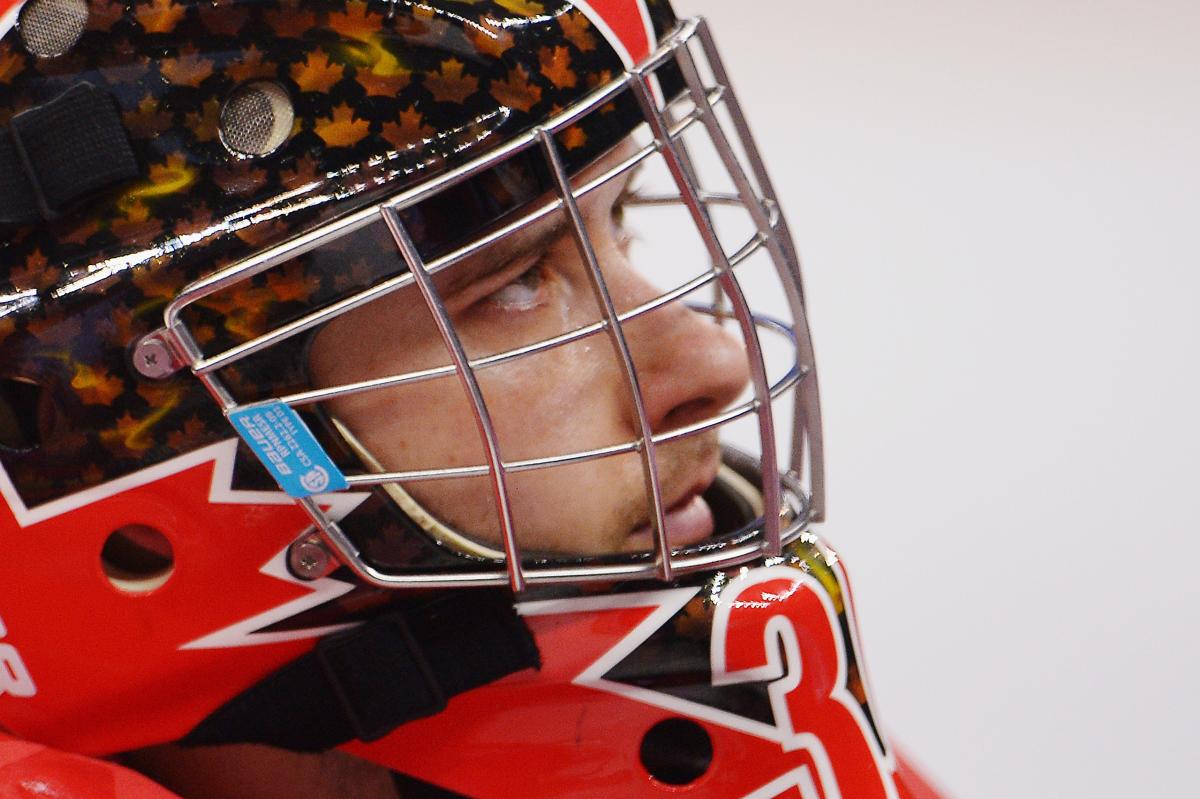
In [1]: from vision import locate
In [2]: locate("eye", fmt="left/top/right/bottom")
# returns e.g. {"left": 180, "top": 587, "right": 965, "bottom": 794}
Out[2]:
{"left": 484, "top": 261, "right": 546, "bottom": 311}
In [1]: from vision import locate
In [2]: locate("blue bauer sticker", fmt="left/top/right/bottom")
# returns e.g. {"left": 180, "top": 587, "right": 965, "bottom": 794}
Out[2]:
{"left": 228, "top": 402, "right": 349, "bottom": 497}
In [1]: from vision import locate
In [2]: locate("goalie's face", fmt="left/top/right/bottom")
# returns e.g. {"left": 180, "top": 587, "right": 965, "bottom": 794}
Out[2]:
{"left": 308, "top": 143, "right": 752, "bottom": 556}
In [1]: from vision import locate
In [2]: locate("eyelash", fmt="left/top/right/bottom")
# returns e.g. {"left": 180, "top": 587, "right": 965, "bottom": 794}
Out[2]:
{"left": 484, "top": 259, "right": 548, "bottom": 312}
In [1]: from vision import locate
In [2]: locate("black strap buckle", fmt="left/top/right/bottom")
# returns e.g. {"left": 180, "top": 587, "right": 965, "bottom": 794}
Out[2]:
{"left": 0, "top": 83, "right": 138, "bottom": 226}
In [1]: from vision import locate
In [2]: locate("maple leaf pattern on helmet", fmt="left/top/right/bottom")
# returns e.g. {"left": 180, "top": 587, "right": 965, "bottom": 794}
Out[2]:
{"left": 88, "top": 0, "right": 127, "bottom": 31}
{"left": 356, "top": 63, "right": 413, "bottom": 98}
{"left": 198, "top": 4, "right": 250, "bottom": 37}
{"left": 0, "top": 0, "right": 678, "bottom": 506}
{"left": 315, "top": 103, "right": 371, "bottom": 147}
{"left": 159, "top": 46, "right": 215, "bottom": 87}
{"left": 123, "top": 95, "right": 174, "bottom": 138}
{"left": 539, "top": 46, "right": 577, "bottom": 89}
{"left": 425, "top": 59, "right": 478, "bottom": 104}
{"left": 560, "top": 9, "right": 598, "bottom": 52}
{"left": 465, "top": 22, "right": 515, "bottom": 59}
{"left": 227, "top": 45, "right": 276, "bottom": 84}
{"left": 70, "top": 365, "right": 126, "bottom": 407}
{"left": 135, "top": 0, "right": 187, "bottom": 34}
{"left": 382, "top": 106, "right": 435, "bottom": 148}
{"left": 186, "top": 99, "right": 222, "bottom": 142}
{"left": 491, "top": 64, "right": 542, "bottom": 113}
{"left": 0, "top": 46, "right": 21, "bottom": 83}
{"left": 292, "top": 51, "right": 345, "bottom": 94}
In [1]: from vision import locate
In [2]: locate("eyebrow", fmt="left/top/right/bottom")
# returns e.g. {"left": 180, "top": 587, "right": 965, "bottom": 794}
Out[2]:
{"left": 422, "top": 152, "right": 641, "bottom": 302}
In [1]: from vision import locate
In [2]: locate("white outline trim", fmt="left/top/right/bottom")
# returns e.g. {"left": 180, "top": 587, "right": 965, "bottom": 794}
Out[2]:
{"left": 570, "top": 0, "right": 657, "bottom": 70}
{"left": 828, "top": 551, "right": 897, "bottom": 775}
{"left": 740, "top": 766, "right": 823, "bottom": 799}
{"left": 519, "top": 567, "right": 899, "bottom": 798}
{"left": 179, "top": 544, "right": 358, "bottom": 650}
{"left": 0, "top": 438, "right": 363, "bottom": 528}
{"left": 710, "top": 566, "right": 899, "bottom": 799}
{"left": 0, "top": 1, "right": 22, "bottom": 41}
{"left": 0, "top": 439, "right": 369, "bottom": 650}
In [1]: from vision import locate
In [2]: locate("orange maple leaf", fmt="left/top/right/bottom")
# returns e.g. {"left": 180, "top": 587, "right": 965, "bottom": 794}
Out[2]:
{"left": 111, "top": 200, "right": 154, "bottom": 239}
{"left": 264, "top": 7, "right": 318, "bottom": 38}
{"left": 356, "top": 65, "right": 411, "bottom": 98}
{"left": 381, "top": 106, "right": 434, "bottom": 149}
{"left": 166, "top": 415, "right": 210, "bottom": 451}
{"left": 214, "top": 161, "right": 269, "bottom": 197}
{"left": 559, "top": 10, "right": 597, "bottom": 52}
{"left": 491, "top": 64, "right": 542, "bottom": 113}
{"left": 465, "top": 23, "right": 514, "bottom": 59}
{"left": 102, "top": 412, "right": 158, "bottom": 454}
{"left": 315, "top": 103, "right": 370, "bottom": 147}
{"left": 88, "top": 0, "right": 127, "bottom": 32}
{"left": 145, "top": 153, "right": 196, "bottom": 196}
{"left": 327, "top": 0, "right": 376, "bottom": 41}
{"left": 199, "top": 5, "right": 249, "bottom": 37}
{"left": 560, "top": 124, "right": 587, "bottom": 151}
{"left": 281, "top": 155, "right": 324, "bottom": 189}
{"left": 265, "top": 261, "right": 318, "bottom": 304}
{"left": 124, "top": 95, "right": 174, "bottom": 137}
{"left": 71, "top": 364, "right": 126, "bottom": 406}
{"left": 160, "top": 46, "right": 216, "bottom": 87}
{"left": 0, "top": 47, "right": 23, "bottom": 83}
{"left": 538, "top": 46, "right": 576, "bottom": 89}
{"left": 59, "top": 219, "right": 103, "bottom": 247}
{"left": 136, "top": 0, "right": 187, "bottom": 35}
{"left": 425, "top": 58, "right": 478, "bottom": 104}
{"left": 227, "top": 45, "right": 275, "bottom": 84}
{"left": 5, "top": 249, "right": 59, "bottom": 290}
{"left": 186, "top": 99, "right": 222, "bottom": 142}
{"left": 291, "top": 50, "right": 344, "bottom": 93}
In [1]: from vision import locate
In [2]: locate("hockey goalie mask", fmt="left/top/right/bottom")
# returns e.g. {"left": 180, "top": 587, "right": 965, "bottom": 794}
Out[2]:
{"left": 0, "top": 0, "right": 840, "bottom": 766}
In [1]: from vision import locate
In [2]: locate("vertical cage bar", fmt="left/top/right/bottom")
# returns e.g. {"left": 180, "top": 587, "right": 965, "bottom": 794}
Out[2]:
{"left": 630, "top": 68, "right": 784, "bottom": 556}
{"left": 379, "top": 206, "right": 527, "bottom": 593}
{"left": 536, "top": 129, "right": 674, "bottom": 582}
{"left": 692, "top": 20, "right": 825, "bottom": 520}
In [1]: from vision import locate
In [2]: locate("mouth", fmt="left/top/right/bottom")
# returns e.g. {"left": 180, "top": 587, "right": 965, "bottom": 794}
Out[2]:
{"left": 622, "top": 465, "right": 720, "bottom": 553}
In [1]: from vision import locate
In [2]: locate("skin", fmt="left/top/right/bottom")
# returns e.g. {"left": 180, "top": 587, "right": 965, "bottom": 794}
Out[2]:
{"left": 128, "top": 142, "right": 752, "bottom": 796}
{"left": 309, "top": 140, "right": 751, "bottom": 555}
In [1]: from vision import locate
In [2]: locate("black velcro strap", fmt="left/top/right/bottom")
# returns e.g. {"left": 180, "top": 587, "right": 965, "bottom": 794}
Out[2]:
{"left": 0, "top": 83, "right": 138, "bottom": 225}
{"left": 182, "top": 589, "right": 540, "bottom": 752}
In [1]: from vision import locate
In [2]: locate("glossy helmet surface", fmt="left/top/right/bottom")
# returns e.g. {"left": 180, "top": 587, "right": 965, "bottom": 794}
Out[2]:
{"left": 0, "top": 0, "right": 941, "bottom": 796}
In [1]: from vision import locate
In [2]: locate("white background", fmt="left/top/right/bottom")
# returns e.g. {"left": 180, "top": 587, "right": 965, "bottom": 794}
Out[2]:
{"left": 680, "top": 1, "right": 1200, "bottom": 796}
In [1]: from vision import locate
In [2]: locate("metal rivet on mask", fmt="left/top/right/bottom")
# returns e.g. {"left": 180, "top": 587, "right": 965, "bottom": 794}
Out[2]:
{"left": 19, "top": 0, "right": 88, "bottom": 58}
{"left": 288, "top": 535, "right": 333, "bottom": 581}
{"left": 132, "top": 332, "right": 185, "bottom": 379}
{"left": 220, "top": 82, "right": 294, "bottom": 159}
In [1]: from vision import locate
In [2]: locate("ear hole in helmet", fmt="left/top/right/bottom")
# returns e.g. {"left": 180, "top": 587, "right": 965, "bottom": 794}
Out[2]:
{"left": 0, "top": 377, "right": 49, "bottom": 452}
{"left": 18, "top": 0, "right": 88, "bottom": 58}
{"left": 639, "top": 717, "right": 714, "bottom": 786}
{"left": 220, "top": 82, "right": 295, "bottom": 159}
{"left": 101, "top": 525, "right": 175, "bottom": 594}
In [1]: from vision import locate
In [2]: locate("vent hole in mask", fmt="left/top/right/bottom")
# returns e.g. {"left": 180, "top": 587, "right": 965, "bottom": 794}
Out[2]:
{"left": 639, "top": 717, "right": 714, "bottom": 786}
{"left": 19, "top": 0, "right": 88, "bottom": 58}
{"left": 0, "top": 377, "right": 48, "bottom": 452}
{"left": 101, "top": 525, "right": 175, "bottom": 594}
{"left": 220, "top": 82, "right": 294, "bottom": 158}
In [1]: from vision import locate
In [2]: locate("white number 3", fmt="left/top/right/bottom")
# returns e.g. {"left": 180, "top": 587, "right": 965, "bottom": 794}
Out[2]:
{"left": 0, "top": 618, "right": 36, "bottom": 698}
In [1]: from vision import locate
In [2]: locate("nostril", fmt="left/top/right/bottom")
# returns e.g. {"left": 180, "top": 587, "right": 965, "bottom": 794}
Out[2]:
{"left": 660, "top": 396, "right": 718, "bottom": 432}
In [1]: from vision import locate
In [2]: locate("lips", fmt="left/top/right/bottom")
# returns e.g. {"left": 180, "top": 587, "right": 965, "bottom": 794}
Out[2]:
{"left": 622, "top": 467, "right": 719, "bottom": 553}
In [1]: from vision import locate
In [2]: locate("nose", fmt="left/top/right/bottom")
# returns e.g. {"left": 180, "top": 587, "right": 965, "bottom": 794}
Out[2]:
{"left": 617, "top": 276, "right": 753, "bottom": 433}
